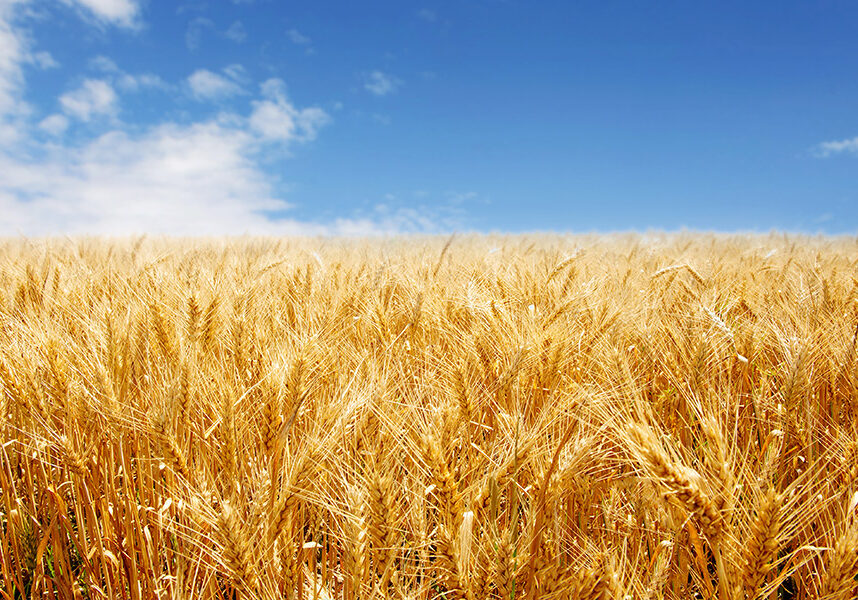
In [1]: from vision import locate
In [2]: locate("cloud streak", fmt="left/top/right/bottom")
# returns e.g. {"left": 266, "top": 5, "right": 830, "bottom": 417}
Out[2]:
{"left": 364, "top": 70, "right": 401, "bottom": 96}
{"left": 286, "top": 28, "right": 311, "bottom": 45}
{"left": 38, "top": 113, "right": 69, "bottom": 136}
{"left": 814, "top": 136, "right": 858, "bottom": 157}
{"left": 225, "top": 20, "right": 246, "bottom": 43}
{"left": 59, "top": 79, "right": 118, "bottom": 121}
{"left": 187, "top": 68, "right": 244, "bottom": 100}
{"left": 60, "top": 0, "right": 141, "bottom": 28}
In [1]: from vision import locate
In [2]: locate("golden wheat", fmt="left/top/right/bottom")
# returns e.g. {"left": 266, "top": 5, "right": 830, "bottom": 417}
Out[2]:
{"left": 0, "top": 233, "right": 856, "bottom": 599}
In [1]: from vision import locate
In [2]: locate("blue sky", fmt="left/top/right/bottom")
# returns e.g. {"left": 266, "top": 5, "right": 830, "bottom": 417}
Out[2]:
{"left": 1, "top": 0, "right": 857, "bottom": 235}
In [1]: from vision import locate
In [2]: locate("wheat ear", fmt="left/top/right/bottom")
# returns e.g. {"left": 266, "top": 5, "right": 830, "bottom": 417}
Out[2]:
{"left": 822, "top": 520, "right": 858, "bottom": 600}
{"left": 741, "top": 486, "right": 782, "bottom": 596}
{"left": 217, "top": 503, "right": 258, "bottom": 598}
{"left": 366, "top": 472, "right": 398, "bottom": 588}
{"left": 627, "top": 423, "right": 723, "bottom": 539}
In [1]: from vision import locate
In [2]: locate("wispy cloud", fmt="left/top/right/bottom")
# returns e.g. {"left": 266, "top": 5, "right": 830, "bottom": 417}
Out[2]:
{"left": 30, "top": 51, "right": 59, "bottom": 69}
{"left": 185, "top": 17, "right": 212, "bottom": 51}
{"left": 117, "top": 72, "right": 167, "bottom": 92}
{"left": 813, "top": 136, "right": 858, "bottom": 157}
{"left": 186, "top": 17, "right": 249, "bottom": 50}
{"left": 223, "top": 64, "right": 247, "bottom": 83}
{"left": 356, "top": 190, "right": 471, "bottom": 234}
{"left": 286, "top": 28, "right": 311, "bottom": 45}
{"left": 89, "top": 55, "right": 119, "bottom": 72}
{"left": 59, "top": 0, "right": 141, "bottom": 28}
{"left": 364, "top": 71, "right": 401, "bottom": 96}
{"left": 89, "top": 55, "right": 168, "bottom": 92}
{"left": 284, "top": 28, "right": 315, "bottom": 55}
{"left": 447, "top": 191, "right": 478, "bottom": 204}
{"left": 59, "top": 79, "right": 118, "bottom": 121}
{"left": 225, "top": 20, "right": 246, "bottom": 43}
{"left": 0, "top": 0, "right": 32, "bottom": 145}
{"left": 187, "top": 68, "right": 244, "bottom": 100}
{"left": 38, "top": 113, "right": 69, "bottom": 136}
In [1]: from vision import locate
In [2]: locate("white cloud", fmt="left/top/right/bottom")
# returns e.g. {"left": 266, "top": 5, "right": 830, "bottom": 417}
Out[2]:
{"left": 60, "top": 0, "right": 140, "bottom": 28}
{"left": 0, "top": 122, "right": 287, "bottom": 235}
{"left": 334, "top": 204, "right": 456, "bottom": 236}
{"left": 249, "top": 79, "right": 330, "bottom": 142}
{"left": 89, "top": 55, "right": 119, "bottom": 72}
{"left": 364, "top": 71, "right": 401, "bottom": 96}
{"left": 38, "top": 113, "right": 69, "bottom": 136}
{"left": 185, "top": 17, "right": 212, "bottom": 50}
{"left": 0, "top": 0, "right": 30, "bottom": 143}
{"left": 286, "top": 28, "right": 311, "bottom": 45}
{"left": 0, "top": 57, "right": 334, "bottom": 236}
{"left": 186, "top": 18, "right": 249, "bottom": 50}
{"left": 0, "top": 0, "right": 446, "bottom": 236}
{"left": 59, "top": 79, "right": 118, "bottom": 121}
{"left": 225, "top": 20, "right": 246, "bottom": 43}
{"left": 0, "top": 119, "right": 428, "bottom": 236}
{"left": 447, "top": 191, "right": 477, "bottom": 204}
{"left": 814, "top": 137, "right": 858, "bottom": 157}
{"left": 89, "top": 55, "right": 166, "bottom": 92}
{"left": 222, "top": 64, "right": 247, "bottom": 83}
{"left": 248, "top": 102, "right": 295, "bottom": 140}
{"left": 187, "top": 68, "right": 243, "bottom": 100}
{"left": 30, "top": 51, "right": 58, "bottom": 69}
{"left": 117, "top": 72, "right": 166, "bottom": 92}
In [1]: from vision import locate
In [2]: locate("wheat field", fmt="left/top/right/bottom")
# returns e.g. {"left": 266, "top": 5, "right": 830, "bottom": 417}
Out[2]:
{"left": 0, "top": 234, "right": 857, "bottom": 600}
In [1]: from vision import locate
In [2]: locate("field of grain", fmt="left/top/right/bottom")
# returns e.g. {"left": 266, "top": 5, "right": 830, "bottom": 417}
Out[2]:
{"left": 0, "top": 234, "right": 856, "bottom": 600}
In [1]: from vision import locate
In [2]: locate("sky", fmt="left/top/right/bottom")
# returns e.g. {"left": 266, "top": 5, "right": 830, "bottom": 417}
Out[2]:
{"left": 1, "top": 0, "right": 858, "bottom": 235}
